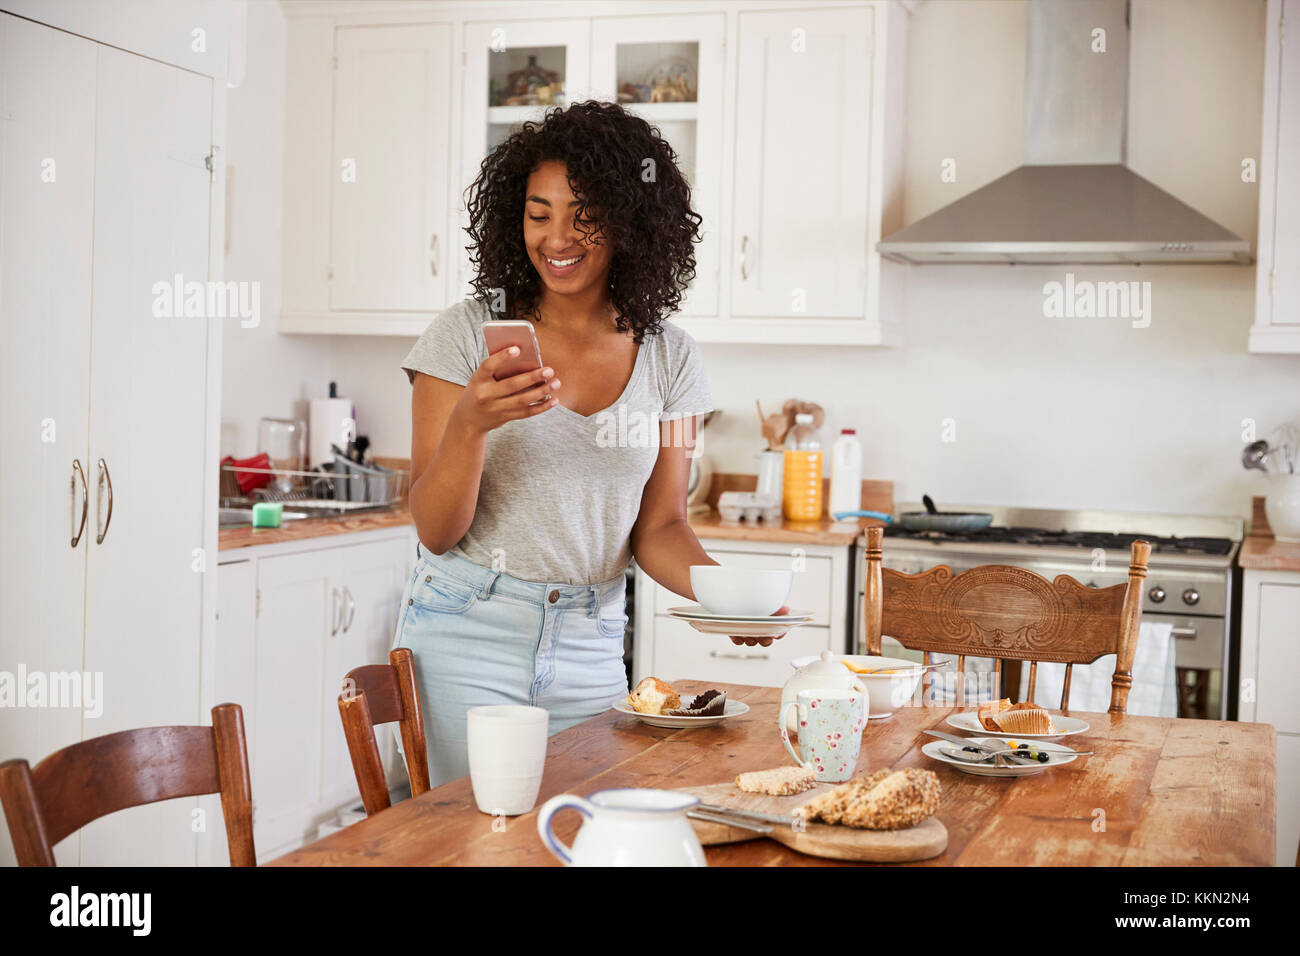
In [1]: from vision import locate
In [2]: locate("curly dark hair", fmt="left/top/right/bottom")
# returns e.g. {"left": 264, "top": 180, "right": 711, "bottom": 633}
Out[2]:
{"left": 463, "top": 99, "right": 703, "bottom": 343}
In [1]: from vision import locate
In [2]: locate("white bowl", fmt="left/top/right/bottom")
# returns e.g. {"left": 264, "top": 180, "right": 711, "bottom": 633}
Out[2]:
{"left": 790, "top": 654, "right": 924, "bottom": 719}
{"left": 689, "top": 565, "right": 792, "bottom": 617}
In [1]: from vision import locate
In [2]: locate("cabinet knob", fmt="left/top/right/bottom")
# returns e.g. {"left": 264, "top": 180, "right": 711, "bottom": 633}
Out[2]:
{"left": 1182, "top": 588, "right": 1200, "bottom": 606}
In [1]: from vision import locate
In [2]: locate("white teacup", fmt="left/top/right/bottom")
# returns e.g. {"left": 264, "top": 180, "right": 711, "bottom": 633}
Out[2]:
{"left": 467, "top": 705, "right": 549, "bottom": 816}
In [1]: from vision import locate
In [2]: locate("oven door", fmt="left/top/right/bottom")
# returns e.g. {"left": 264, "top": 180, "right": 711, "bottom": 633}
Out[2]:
{"left": 1144, "top": 611, "right": 1227, "bottom": 721}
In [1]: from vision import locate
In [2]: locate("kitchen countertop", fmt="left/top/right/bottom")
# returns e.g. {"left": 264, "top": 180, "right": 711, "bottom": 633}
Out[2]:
{"left": 217, "top": 506, "right": 413, "bottom": 551}
{"left": 1239, "top": 534, "right": 1300, "bottom": 571}
{"left": 1238, "top": 495, "right": 1300, "bottom": 571}
{"left": 269, "top": 680, "right": 1276, "bottom": 867}
{"left": 687, "top": 508, "right": 883, "bottom": 547}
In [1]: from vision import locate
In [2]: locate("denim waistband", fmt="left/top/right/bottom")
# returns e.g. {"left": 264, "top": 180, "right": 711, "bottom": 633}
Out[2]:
{"left": 415, "top": 542, "right": 625, "bottom": 609}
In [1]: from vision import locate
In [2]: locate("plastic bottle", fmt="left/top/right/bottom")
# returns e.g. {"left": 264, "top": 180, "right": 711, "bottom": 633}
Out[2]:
{"left": 829, "top": 428, "right": 863, "bottom": 518}
{"left": 783, "top": 413, "right": 824, "bottom": 521}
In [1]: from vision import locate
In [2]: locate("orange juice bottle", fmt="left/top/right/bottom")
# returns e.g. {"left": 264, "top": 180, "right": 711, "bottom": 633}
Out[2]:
{"left": 782, "top": 413, "right": 824, "bottom": 521}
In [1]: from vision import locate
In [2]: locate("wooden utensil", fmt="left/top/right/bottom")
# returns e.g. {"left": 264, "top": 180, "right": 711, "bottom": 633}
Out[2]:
{"left": 676, "top": 782, "right": 947, "bottom": 863}
{"left": 756, "top": 400, "right": 789, "bottom": 450}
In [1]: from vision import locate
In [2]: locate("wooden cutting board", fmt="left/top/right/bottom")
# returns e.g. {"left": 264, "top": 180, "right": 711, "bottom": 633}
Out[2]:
{"left": 677, "top": 782, "right": 947, "bottom": 863}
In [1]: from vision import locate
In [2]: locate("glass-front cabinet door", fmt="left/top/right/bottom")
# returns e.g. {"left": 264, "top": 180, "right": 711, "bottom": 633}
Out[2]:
{"left": 460, "top": 18, "right": 591, "bottom": 299}
{"left": 591, "top": 14, "right": 724, "bottom": 317}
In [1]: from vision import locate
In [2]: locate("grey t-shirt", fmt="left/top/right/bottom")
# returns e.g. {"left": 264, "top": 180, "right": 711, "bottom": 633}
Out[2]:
{"left": 402, "top": 298, "right": 713, "bottom": 585}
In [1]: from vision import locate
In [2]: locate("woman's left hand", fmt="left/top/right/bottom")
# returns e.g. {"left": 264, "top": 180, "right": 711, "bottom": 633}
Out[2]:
{"left": 729, "top": 606, "right": 790, "bottom": 647}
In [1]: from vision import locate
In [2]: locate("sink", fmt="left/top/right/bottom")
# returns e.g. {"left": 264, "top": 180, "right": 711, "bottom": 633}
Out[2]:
{"left": 218, "top": 507, "right": 311, "bottom": 527}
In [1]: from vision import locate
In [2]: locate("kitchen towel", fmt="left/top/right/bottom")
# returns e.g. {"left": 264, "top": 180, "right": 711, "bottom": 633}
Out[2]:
{"left": 1017, "top": 621, "right": 1178, "bottom": 717}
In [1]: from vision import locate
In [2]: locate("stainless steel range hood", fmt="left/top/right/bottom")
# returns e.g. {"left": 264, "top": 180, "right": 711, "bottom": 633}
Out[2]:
{"left": 877, "top": 0, "right": 1252, "bottom": 265}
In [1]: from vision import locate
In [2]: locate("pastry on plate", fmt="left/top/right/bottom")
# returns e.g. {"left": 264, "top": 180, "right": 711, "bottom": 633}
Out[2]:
{"left": 625, "top": 676, "right": 681, "bottom": 715}
{"left": 667, "top": 689, "right": 727, "bottom": 717}
{"left": 977, "top": 697, "right": 1013, "bottom": 731}
{"left": 735, "top": 765, "right": 816, "bottom": 796}
{"left": 798, "top": 768, "right": 941, "bottom": 830}
{"left": 991, "top": 703, "right": 1054, "bottom": 735}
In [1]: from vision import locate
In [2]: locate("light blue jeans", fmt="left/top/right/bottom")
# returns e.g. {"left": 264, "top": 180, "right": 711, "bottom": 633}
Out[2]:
{"left": 392, "top": 544, "right": 629, "bottom": 788}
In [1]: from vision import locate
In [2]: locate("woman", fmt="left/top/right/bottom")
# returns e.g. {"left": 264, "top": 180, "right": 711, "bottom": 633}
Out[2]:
{"left": 395, "top": 100, "right": 782, "bottom": 786}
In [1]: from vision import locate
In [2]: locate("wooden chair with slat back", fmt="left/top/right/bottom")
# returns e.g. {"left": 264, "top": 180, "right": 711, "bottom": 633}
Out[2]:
{"left": 337, "top": 647, "right": 431, "bottom": 815}
{"left": 863, "top": 527, "right": 1151, "bottom": 714}
{"left": 0, "top": 702, "right": 255, "bottom": 866}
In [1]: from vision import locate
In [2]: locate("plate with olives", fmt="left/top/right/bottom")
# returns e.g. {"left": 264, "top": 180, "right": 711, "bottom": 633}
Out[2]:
{"left": 922, "top": 736, "right": 1080, "bottom": 777}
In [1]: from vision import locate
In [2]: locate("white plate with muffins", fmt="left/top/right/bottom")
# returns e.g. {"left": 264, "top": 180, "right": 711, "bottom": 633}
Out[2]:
{"left": 946, "top": 697, "right": 1089, "bottom": 742}
{"left": 616, "top": 676, "right": 750, "bottom": 728}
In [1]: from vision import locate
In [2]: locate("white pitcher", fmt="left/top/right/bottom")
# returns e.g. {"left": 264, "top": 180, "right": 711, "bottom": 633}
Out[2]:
{"left": 536, "top": 788, "right": 707, "bottom": 867}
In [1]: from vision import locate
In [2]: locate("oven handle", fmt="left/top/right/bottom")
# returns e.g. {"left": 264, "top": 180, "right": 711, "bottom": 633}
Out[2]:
{"left": 1170, "top": 625, "right": 1197, "bottom": 638}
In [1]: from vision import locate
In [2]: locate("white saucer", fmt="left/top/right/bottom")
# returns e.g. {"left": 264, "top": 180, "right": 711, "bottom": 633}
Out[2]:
{"left": 922, "top": 737, "right": 1079, "bottom": 777}
{"left": 945, "top": 711, "right": 1090, "bottom": 742}
{"left": 667, "top": 605, "right": 815, "bottom": 623}
{"left": 612, "top": 698, "right": 750, "bottom": 729}
{"left": 685, "top": 618, "right": 813, "bottom": 637}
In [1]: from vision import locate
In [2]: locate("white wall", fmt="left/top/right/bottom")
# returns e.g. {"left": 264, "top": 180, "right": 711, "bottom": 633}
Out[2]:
{"left": 221, "top": 0, "right": 331, "bottom": 458}
{"left": 226, "top": 0, "right": 1299, "bottom": 519}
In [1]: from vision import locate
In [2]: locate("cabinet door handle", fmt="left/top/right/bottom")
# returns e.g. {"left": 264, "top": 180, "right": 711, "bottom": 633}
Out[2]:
{"left": 710, "top": 650, "right": 769, "bottom": 661}
{"left": 343, "top": 586, "right": 356, "bottom": 632}
{"left": 429, "top": 233, "right": 439, "bottom": 277}
{"left": 330, "top": 587, "right": 343, "bottom": 636}
{"left": 95, "top": 458, "right": 114, "bottom": 545}
{"left": 739, "top": 235, "right": 751, "bottom": 280}
{"left": 70, "top": 459, "right": 88, "bottom": 548}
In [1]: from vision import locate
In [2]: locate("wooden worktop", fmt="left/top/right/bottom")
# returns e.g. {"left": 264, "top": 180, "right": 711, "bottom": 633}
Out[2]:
{"left": 687, "top": 473, "right": 892, "bottom": 546}
{"left": 270, "top": 680, "right": 1276, "bottom": 867}
{"left": 1239, "top": 496, "right": 1300, "bottom": 571}
{"left": 217, "top": 506, "right": 413, "bottom": 551}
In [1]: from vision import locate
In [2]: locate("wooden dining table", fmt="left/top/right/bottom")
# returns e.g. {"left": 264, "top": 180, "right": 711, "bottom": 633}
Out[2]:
{"left": 270, "top": 680, "right": 1276, "bottom": 866}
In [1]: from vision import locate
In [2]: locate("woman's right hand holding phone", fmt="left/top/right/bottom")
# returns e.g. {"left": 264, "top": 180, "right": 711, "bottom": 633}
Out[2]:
{"left": 452, "top": 346, "right": 562, "bottom": 434}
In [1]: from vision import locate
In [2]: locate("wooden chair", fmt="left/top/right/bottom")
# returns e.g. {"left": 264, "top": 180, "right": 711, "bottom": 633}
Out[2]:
{"left": 0, "top": 703, "right": 254, "bottom": 866}
{"left": 863, "top": 527, "right": 1151, "bottom": 714}
{"left": 337, "top": 647, "right": 431, "bottom": 815}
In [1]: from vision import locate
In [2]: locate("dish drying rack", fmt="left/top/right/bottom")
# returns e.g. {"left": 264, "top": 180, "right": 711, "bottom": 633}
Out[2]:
{"left": 220, "top": 462, "right": 409, "bottom": 512}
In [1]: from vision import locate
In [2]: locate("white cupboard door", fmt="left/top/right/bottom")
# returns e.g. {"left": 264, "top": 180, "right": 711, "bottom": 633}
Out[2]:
{"left": 652, "top": 615, "right": 832, "bottom": 688}
{"left": 1267, "top": 0, "right": 1300, "bottom": 327}
{"left": 731, "top": 7, "right": 872, "bottom": 319}
{"left": 590, "top": 14, "right": 725, "bottom": 317}
{"left": 460, "top": 18, "right": 592, "bottom": 298}
{"left": 1255, "top": 582, "right": 1300, "bottom": 734}
{"left": 253, "top": 551, "right": 337, "bottom": 858}
{"left": 79, "top": 45, "right": 213, "bottom": 865}
{"left": 199, "top": 560, "right": 256, "bottom": 866}
{"left": 330, "top": 24, "right": 452, "bottom": 312}
{"left": 320, "top": 538, "right": 408, "bottom": 809}
{"left": 1276, "top": 733, "right": 1300, "bottom": 866}
{"left": 0, "top": 13, "right": 97, "bottom": 868}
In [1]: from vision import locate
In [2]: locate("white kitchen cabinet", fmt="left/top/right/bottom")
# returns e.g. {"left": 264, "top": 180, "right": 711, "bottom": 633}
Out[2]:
{"left": 330, "top": 24, "right": 454, "bottom": 313}
{"left": 589, "top": 13, "right": 726, "bottom": 317}
{"left": 1238, "top": 568, "right": 1300, "bottom": 865}
{"left": 0, "top": 14, "right": 96, "bottom": 870}
{"left": 279, "top": 2, "right": 908, "bottom": 344}
{"left": 0, "top": 11, "right": 224, "bottom": 867}
{"left": 209, "top": 530, "right": 412, "bottom": 863}
{"left": 1251, "top": 0, "right": 1300, "bottom": 352}
{"left": 634, "top": 537, "right": 854, "bottom": 687}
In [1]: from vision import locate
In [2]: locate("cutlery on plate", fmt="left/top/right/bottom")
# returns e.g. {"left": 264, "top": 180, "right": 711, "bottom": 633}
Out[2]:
{"left": 852, "top": 660, "right": 951, "bottom": 676}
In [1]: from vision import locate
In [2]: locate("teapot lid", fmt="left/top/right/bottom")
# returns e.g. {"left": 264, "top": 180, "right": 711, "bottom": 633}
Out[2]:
{"left": 797, "top": 649, "right": 852, "bottom": 679}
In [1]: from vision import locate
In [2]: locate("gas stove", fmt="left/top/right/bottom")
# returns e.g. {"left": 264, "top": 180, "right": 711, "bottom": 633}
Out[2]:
{"left": 854, "top": 504, "right": 1245, "bottom": 720}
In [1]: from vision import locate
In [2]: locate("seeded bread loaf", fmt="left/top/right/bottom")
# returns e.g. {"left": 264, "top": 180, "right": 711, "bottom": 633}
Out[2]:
{"left": 798, "top": 768, "right": 941, "bottom": 830}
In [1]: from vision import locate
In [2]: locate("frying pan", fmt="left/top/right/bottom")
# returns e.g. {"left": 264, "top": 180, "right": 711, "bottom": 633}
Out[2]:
{"left": 832, "top": 495, "right": 994, "bottom": 532}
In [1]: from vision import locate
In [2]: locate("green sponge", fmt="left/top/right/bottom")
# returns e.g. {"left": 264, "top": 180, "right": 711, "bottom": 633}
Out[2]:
{"left": 252, "top": 502, "right": 284, "bottom": 528}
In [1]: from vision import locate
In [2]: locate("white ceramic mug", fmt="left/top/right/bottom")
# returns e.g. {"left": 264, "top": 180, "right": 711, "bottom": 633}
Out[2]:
{"left": 466, "top": 704, "right": 549, "bottom": 816}
{"left": 536, "top": 788, "right": 707, "bottom": 867}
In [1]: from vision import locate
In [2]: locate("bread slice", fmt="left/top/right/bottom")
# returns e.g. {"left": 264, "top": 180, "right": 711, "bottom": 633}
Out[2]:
{"left": 734, "top": 766, "right": 816, "bottom": 796}
{"left": 625, "top": 677, "right": 680, "bottom": 715}
{"left": 798, "top": 768, "right": 941, "bottom": 831}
